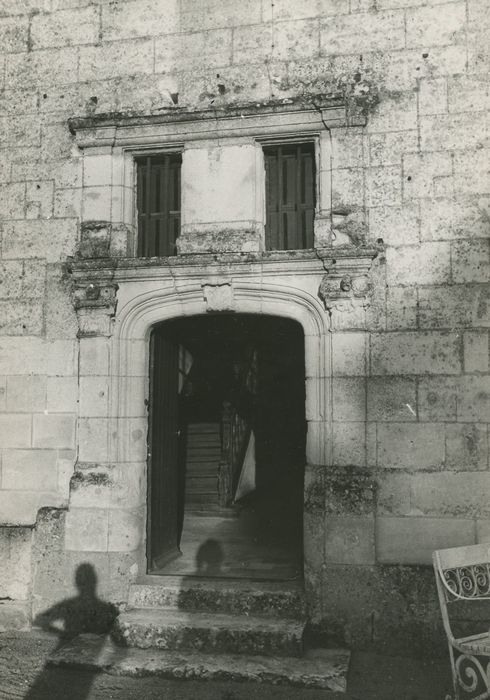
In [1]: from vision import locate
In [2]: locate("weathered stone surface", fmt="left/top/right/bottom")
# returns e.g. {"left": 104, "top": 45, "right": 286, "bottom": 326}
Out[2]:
{"left": 128, "top": 578, "right": 306, "bottom": 619}
{"left": 49, "top": 634, "right": 350, "bottom": 692}
{"left": 114, "top": 608, "right": 305, "bottom": 658}
{"left": 376, "top": 517, "right": 475, "bottom": 564}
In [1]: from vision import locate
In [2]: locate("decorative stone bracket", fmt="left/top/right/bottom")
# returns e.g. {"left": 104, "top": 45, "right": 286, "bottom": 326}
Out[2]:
{"left": 66, "top": 260, "right": 118, "bottom": 337}
{"left": 317, "top": 245, "right": 381, "bottom": 318}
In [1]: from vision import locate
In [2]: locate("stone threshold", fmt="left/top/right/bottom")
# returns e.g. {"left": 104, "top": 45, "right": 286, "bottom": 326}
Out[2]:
{"left": 49, "top": 633, "right": 351, "bottom": 692}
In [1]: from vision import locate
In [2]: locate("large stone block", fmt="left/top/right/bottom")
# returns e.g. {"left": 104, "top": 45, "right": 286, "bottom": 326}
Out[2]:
{"left": 78, "top": 418, "right": 109, "bottom": 463}
{"left": 102, "top": 0, "right": 179, "bottom": 40}
{"left": 386, "top": 242, "right": 450, "bottom": 286}
{"left": 0, "top": 414, "right": 31, "bottom": 448}
{"left": 0, "top": 300, "right": 43, "bottom": 335}
{"left": 405, "top": 2, "right": 466, "bottom": 47}
{"left": 464, "top": 331, "right": 489, "bottom": 372}
{"left": 420, "top": 196, "right": 490, "bottom": 241}
{"left": 418, "top": 77, "right": 448, "bottom": 116}
{"left": 155, "top": 28, "right": 232, "bottom": 72}
{"left": 0, "top": 182, "right": 25, "bottom": 219}
{"left": 377, "top": 472, "right": 411, "bottom": 515}
{"left": 367, "top": 377, "right": 417, "bottom": 422}
{"left": 403, "top": 151, "right": 453, "bottom": 200}
{"left": 418, "top": 284, "right": 490, "bottom": 330}
{"left": 368, "top": 91, "right": 418, "bottom": 134}
{"left": 6, "top": 375, "right": 46, "bottom": 412}
{"left": 79, "top": 337, "right": 110, "bottom": 376}
{"left": 368, "top": 130, "right": 418, "bottom": 167}
{"left": 64, "top": 507, "right": 109, "bottom": 552}
{"left": 325, "top": 466, "right": 375, "bottom": 516}
{"left": 69, "top": 463, "right": 146, "bottom": 511}
{"left": 108, "top": 508, "right": 144, "bottom": 552}
{"left": 46, "top": 376, "right": 78, "bottom": 413}
{"left": 324, "top": 516, "right": 375, "bottom": 565}
{"left": 376, "top": 516, "right": 475, "bottom": 565}
{"left": 445, "top": 422, "right": 488, "bottom": 470}
{"left": 0, "top": 261, "right": 23, "bottom": 300}
{"left": 182, "top": 144, "right": 257, "bottom": 231}
{"left": 454, "top": 149, "right": 490, "bottom": 195}
{"left": 410, "top": 471, "right": 490, "bottom": 517}
{"left": 368, "top": 203, "right": 419, "bottom": 247}
{"left": 0, "top": 527, "right": 32, "bottom": 600}
{"left": 420, "top": 112, "right": 489, "bottom": 153}
{"left": 33, "top": 414, "right": 76, "bottom": 450}
{"left": 78, "top": 376, "right": 109, "bottom": 418}
{"left": 79, "top": 38, "right": 155, "bottom": 81}
{"left": 0, "top": 15, "right": 28, "bottom": 52}
{"left": 2, "top": 449, "right": 58, "bottom": 491}
{"left": 183, "top": 0, "right": 262, "bottom": 30}
{"left": 332, "top": 422, "right": 366, "bottom": 467}
{"left": 331, "top": 332, "right": 367, "bottom": 376}
{"left": 31, "top": 5, "right": 99, "bottom": 48}
{"left": 332, "top": 378, "right": 366, "bottom": 422}
{"left": 273, "top": 18, "right": 321, "bottom": 61}
{"left": 370, "top": 331, "right": 461, "bottom": 375}
{"left": 5, "top": 47, "right": 78, "bottom": 88}
{"left": 1, "top": 219, "right": 77, "bottom": 262}
{"left": 385, "top": 286, "right": 418, "bottom": 330}
{"left": 377, "top": 422, "right": 445, "bottom": 469}
{"left": 458, "top": 375, "right": 490, "bottom": 421}
{"left": 417, "top": 376, "right": 459, "bottom": 421}
{"left": 365, "top": 166, "right": 402, "bottom": 207}
{"left": 452, "top": 239, "right": 490, "bottom": 283}
{"left": 449, "top": 76, "right": 490, "bottom": 114}
{"left": 320, "top": 10, "right": 405, "bottom": 55}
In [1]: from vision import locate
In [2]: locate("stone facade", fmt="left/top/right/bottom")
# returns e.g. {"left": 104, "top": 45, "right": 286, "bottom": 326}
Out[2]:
{"left": 0, "top": 0, "right": 489, "bottom": 654}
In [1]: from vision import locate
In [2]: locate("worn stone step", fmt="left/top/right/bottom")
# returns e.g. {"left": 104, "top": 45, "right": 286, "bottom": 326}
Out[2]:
{"left": 128, "top": 576, "right": 306, "bottom": 618}
{"left": 49, "top": 634, "right": 350, "bottom": 692}
{"left": 113, "top": 608, "right": 305, "bottom": 657}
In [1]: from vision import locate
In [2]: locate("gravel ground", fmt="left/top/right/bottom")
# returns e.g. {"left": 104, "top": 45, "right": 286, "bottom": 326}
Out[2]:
{"left": 0, "top": 631, "right": 453, "bottom": 700}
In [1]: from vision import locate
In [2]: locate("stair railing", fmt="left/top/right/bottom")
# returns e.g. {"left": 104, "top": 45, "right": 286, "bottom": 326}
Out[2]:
{"left": 218, "top": 400, "right": 252, "bottom": 507}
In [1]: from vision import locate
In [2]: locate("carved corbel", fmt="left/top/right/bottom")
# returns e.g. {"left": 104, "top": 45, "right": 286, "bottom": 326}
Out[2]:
{"left": 69, "top": 273, "right": 118, "bottom": 337}
{"left": 318, "top": 248, "right": 380, "bottom": 328}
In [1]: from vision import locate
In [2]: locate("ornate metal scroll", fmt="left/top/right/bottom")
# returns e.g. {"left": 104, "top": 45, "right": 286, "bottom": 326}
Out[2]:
{"left": 444, "top": 564, "right": 490, "bottom": 601}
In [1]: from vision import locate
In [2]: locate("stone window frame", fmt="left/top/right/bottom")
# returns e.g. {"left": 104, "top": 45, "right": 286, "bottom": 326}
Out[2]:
{"left": 70, "top": 95, "right": 366, "bottom": 257}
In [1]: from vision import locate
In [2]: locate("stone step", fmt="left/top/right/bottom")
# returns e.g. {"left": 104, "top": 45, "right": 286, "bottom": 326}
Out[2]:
{"left": 49, "top": 634, "right": 350, "bottom": 692}
{"left": 113, "top": 608, "right": 305, "bottom": 657}
{"left": 128, "top": 576, "right": 306, "bottom": 618}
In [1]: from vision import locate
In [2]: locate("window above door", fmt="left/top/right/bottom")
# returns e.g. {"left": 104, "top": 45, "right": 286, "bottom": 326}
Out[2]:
{"left": 263, "top": 142, "right": 316, "bottom": 251}
{"left": 69, "top": 96, "right": 364, "bottom": 258}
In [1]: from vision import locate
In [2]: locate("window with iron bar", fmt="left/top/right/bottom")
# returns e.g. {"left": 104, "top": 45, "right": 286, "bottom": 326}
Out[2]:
{"left": 136, "top": 153, "right": 181, "bottom": 257}
{"left": 263, "top": 142, "right": 316, "bottom": 251}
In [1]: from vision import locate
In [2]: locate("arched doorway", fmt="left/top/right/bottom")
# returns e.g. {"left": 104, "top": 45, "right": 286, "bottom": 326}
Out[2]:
{"left": 147, "top": 314, "right": 306, "bottom": 581}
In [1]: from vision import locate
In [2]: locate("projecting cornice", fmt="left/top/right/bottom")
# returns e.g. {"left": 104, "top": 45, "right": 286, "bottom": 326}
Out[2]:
{"left": 68, "top": 93, "right": 365, "bottom": 148}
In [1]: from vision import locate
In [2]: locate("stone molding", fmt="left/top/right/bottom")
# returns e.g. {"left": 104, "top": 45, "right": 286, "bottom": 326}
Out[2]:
{"left": 68, "top": 94, "right": 363, "bottom": 148}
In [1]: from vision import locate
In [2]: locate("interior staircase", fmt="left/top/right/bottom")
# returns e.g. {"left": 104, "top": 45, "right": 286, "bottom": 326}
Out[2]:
{"left": 49, "top": 576, "right": 350, "bottom": 692}
{"left": 185, "top": 422, "right": 221, "bottom": 512}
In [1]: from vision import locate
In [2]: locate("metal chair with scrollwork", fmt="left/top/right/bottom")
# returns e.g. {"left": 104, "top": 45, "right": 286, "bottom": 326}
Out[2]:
{"left": 434, "top": 543, "right": 490, "bottom": 700}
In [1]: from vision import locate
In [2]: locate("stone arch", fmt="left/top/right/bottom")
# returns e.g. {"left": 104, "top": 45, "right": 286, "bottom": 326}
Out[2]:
{"left": 109, "top": 280, "right": 330, "bottom": 467}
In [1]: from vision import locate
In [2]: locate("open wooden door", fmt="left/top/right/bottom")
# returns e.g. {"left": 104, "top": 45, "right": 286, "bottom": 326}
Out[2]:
{"left": 147, "top": 326, "right": 182, "bottom": 570}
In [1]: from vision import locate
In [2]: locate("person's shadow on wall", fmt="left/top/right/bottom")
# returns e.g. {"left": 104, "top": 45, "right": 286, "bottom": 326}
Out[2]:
{"left": 24, "top": 563, "right": 119, "bottom": 700}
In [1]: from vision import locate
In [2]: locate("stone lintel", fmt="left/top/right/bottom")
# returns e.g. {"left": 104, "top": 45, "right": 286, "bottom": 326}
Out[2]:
{"left": 68, "top": 94, "right": 363, "bottom": 149}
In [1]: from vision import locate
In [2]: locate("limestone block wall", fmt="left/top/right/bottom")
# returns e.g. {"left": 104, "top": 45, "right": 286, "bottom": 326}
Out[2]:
{"left": 0, "top": 0, "right": 488, "bottom": 650}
